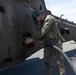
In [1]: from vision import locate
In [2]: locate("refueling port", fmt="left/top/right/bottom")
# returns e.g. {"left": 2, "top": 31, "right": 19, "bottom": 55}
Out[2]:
{"left": 21, "top": 32, "right": 34, "bottom": 60}
{"left": 22, "top": 32, "right": 32, "bottom": 45}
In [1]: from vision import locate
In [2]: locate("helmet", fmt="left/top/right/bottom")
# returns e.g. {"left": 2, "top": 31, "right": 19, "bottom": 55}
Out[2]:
{"left": 32, "top": 10, "right": 43, "bottom": 20}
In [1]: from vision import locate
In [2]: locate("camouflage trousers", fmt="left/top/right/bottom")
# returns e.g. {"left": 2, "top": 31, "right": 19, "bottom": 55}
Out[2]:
{"left": 44, "top": 45, "right": 65, "bottom": 75}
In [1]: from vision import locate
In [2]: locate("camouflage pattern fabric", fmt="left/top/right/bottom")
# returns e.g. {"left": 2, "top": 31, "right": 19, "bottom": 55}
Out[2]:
{"left": 33, "top": 15, "right": 65, "bottom": 75}
{"left": 34, "top": 15, "right": 65, "bottom": 42}
{"left": 44, "top": 44, "right": 65, "bottom": 75}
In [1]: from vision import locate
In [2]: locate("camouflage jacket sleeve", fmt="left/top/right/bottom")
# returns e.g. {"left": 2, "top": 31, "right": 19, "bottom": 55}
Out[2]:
{"left": 33, "top": 15, "right": 54, "bottom": 42}
{"left": 33, "top": 15, "right": 65, "bottom": 43}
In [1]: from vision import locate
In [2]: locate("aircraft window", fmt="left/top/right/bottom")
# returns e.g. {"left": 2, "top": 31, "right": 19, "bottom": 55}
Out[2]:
{"left": 0, "top": 6, "right": 5, "bottom": 13}
{"left": 39, "top": 4, "right": 42, "bottom": 10}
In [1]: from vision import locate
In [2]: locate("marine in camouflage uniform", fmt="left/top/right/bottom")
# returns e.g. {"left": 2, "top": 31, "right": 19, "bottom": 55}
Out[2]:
{"left": 33, "top": 15, "right": 65, "bottom": 75}
{"left": 25, "top": 10, "right": 65, "bottom": 75}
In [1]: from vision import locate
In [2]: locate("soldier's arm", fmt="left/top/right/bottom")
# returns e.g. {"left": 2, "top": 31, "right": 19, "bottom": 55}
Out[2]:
{"left": 41, "top": 16, "right": 54, "bottom": 36}
{"left": 33, "top": 15, "right": 54, "bottom": 42}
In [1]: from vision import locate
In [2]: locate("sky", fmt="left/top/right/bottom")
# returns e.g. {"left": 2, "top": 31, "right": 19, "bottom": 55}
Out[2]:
{"left": 45, "top": 0, "right": 76, "bottom": 23}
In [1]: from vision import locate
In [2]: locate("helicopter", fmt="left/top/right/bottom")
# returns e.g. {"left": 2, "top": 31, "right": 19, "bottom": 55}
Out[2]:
{"left": 0, "top": 0, "right": 76, "bottom": 75}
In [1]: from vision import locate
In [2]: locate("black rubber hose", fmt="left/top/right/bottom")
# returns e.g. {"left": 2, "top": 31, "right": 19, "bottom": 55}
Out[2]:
{"left": 41, "top": 41, "right": 76, "bottom": 75}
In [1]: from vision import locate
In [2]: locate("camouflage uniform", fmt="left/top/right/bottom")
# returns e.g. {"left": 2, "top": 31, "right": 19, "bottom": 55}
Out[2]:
{"left": 33, "top": 15, "right": 65, "bottom": 75}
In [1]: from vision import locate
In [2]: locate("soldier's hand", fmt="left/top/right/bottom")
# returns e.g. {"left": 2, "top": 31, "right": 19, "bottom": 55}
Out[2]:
{"left": 24, "top": 38, "right": 34, "bottom": 45}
